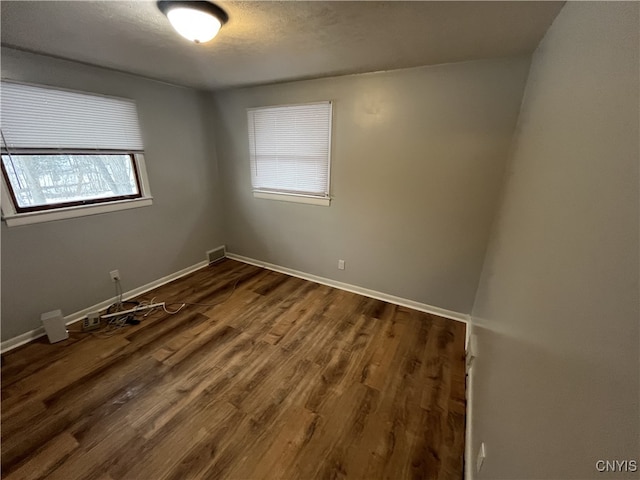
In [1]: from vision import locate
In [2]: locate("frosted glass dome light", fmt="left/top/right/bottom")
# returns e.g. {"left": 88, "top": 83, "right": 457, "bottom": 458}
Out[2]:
{"left": 157, "top": 1, "right": 228, "bottom": 44}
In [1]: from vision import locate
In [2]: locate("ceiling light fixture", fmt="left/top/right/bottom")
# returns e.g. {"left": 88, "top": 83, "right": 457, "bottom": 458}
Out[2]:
{"left": 157, "top": 1, "right": 228, "bottom": 44}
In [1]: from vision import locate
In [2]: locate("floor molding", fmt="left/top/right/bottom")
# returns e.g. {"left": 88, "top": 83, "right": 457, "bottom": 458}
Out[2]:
{"left": 1, "top": 260, "right": 210, "bottom": 354}
{"left": 465, "top": 328, "right": 476, "bottom": 480}
{"left": 226, "top": 252, "right": 470, "bottom": 325}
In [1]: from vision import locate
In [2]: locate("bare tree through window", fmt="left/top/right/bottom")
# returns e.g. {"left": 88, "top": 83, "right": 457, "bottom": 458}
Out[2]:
{"left": 1, "top": 154, "right": 140, "bottom": 211}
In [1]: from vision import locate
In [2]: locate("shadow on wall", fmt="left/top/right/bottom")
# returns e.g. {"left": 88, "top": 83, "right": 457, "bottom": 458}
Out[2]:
{"left": 208, "top": 99, "right": 271, "bottom": 261}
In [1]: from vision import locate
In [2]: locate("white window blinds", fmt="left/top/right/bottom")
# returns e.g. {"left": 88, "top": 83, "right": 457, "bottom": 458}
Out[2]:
{"left": 248, "top": 101, "right": 332, "bottom": 197}
{"left": 1, "top": 81, "right": 144, "bottom": 151}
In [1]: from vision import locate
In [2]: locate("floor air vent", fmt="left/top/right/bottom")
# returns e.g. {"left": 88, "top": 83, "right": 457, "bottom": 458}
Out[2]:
{"left": 207, "top": 246, "right": 226, "bottom": 264}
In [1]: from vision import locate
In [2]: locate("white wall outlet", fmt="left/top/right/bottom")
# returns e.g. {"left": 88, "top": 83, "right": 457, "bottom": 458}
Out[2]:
{"left": 476, "top": 442, "right": 486, "bottom": 473}
{"left": 338, "top": 259, "right": 345, "bottom": 270}
{"left": 109, "top": 269, "right": 120, "bottom": 282}
{"left": 82, "top": 312, "right": 101, "bottom": 331}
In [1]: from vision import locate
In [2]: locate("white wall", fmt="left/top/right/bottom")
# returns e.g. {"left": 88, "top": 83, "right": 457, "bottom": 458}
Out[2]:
{"left": 470, "top": 3, "right": 639, "bottom": 479}
{"left": 210, "top": 57, "right": 530, "bottom": 314}
{"left": 1, "top": 48, "right": 225, "bottom": 341}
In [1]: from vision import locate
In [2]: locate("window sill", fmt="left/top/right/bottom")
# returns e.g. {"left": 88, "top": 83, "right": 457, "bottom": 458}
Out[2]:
{"left": 253, "top": 191, "right": 331, "bottom": 206}
{"left": 2, "top": 197, "right": 153, "bottom": 227}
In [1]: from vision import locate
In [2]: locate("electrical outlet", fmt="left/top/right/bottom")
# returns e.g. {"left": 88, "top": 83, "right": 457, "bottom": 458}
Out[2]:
{"left": 82, "top": 312, "right": 101, "bottom": 331}
{"left": 109, "top": 269, "right": 120, "bottom": 282}
{"left": 338, "top": 259, "right": 345, "bottom": 270}
{"left": 476, "top": 442, "right": 486, "bottom": 473}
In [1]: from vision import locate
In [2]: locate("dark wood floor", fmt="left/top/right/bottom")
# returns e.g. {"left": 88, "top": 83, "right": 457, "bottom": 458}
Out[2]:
{"left": 1, "top": 259, "right": 466, "bottom": 480}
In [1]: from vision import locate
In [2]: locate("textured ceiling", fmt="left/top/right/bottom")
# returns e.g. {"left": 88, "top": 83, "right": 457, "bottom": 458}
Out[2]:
{"left": 1, "top": 1, "right": 565, "bottom": 90}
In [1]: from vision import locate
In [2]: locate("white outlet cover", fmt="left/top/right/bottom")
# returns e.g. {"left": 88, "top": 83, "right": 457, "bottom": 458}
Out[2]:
{"left": 476, "top": 442, "right": 486, "bottom": 473}
{"left": 338, "top": 259, "right": 345, "bottom": 270}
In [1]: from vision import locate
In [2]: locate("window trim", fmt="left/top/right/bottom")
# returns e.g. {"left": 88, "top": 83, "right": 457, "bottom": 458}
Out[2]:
{"left": 247, "top": 100, "right": 333, "bottom": 206}
{"left": 1, "top": 153, "right": 153, "bottom": 227}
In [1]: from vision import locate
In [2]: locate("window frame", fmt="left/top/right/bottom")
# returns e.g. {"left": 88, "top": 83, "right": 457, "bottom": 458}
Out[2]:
{"left": 0, "top": 80, "right": 153, "bottom": 227}
{"left": 247, "top": 101, "right": 333, "bottom": 206}
{"left": 0, "top": 152, "right": 152, "bottom": 227}
{"left": 1, "top": 150, "right": 145, "bottom": 214}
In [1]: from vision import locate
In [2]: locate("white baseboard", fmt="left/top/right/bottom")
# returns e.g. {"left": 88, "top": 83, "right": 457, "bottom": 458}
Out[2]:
{"left": 226, "top": 252, "right": 470, "bottom": 325}
{"left": 0, "top": 259, "right": 210, "bottom": 354}
{"left": 465, "top": 327, "right": 476, "bottom": 480}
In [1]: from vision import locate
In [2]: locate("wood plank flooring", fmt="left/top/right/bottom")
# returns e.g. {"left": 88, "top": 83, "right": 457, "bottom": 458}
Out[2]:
{"left": 1, "top": 259, "right": 466, "bottom": 480}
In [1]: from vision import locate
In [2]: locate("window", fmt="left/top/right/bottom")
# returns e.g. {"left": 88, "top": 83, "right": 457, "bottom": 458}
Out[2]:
{"left": 247, "top": 101, "right": 332, "bottom": 206}
{"left": 1, "top": 81, "right": 151, "bottom": 226}
{"left": 1, "top": 153, "right": 142, "bottom": 213}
